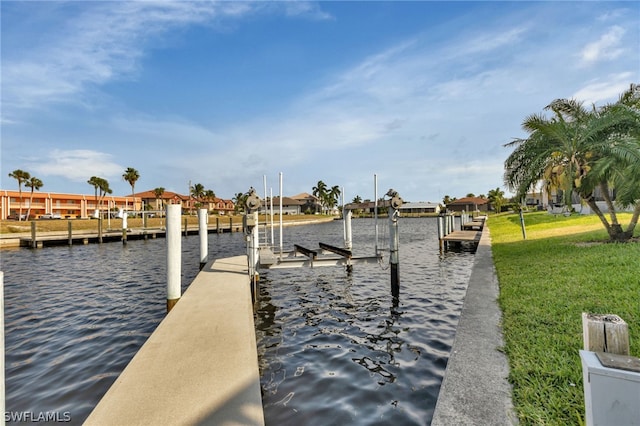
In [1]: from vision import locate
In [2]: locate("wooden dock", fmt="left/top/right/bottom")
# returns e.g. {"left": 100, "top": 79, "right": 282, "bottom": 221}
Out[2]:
{"left": 438, "top": 215, "right": 487, "bottom": 251}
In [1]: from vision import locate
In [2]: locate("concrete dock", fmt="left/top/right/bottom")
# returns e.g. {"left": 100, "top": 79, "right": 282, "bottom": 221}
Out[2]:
{"left": 85, "top": 255, "right": 264, "bottom": 426}
{"left": 431, "top": 226, "right": 518, "bottom": 425}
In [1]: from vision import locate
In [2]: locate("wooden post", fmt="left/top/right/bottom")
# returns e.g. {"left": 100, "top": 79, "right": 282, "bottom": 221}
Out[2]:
{"left": 167, "top": 205, "right": 182, "bottom": 312}
{"left": 216, "top": 217, "right": 221, "bottom": 234}
{"left": 184, "top": 217, "right": 188, "bottom": 237}
{"left": 31, "top": 220, "right": 37, "bottom": 248}
{"left": 582, "top": 312, "right": 630, "bottom": 355}
{"left": 68, "top": 219, "right": 73, "bottom": 246}
{"left": 98, "top": 217, "right": 103, "bottom": 243}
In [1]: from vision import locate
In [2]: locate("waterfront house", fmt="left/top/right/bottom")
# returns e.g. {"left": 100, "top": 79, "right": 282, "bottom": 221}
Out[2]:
{"left": 446, "top": 196, "right": 489, "bottom": 213}
{"left": 398, "top": 202, "right": 441, "bottom": 215}
{"left": 261, "top": 196, "right": 305, "bottom": 215}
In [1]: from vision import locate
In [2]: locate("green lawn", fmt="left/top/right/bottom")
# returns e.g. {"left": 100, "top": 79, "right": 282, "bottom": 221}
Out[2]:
{"left": 489, "top": 211, "right": 640, "bottom": 425}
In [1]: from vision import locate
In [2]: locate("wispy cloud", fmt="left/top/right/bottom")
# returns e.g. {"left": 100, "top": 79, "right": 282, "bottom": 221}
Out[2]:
{"left": 31, "top": 150, "right": 123, "bottom": 183}
{"left": 572, "top": 73, "right": 635, "bottom": 105}
{"left": 579, "top": 25, "right": 626, "bottom": 65}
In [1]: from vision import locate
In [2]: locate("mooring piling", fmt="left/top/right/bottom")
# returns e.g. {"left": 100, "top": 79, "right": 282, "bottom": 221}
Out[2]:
{"left": 198, "top": 208, "right": 208, "bottom": 270}
{"left": 166, "top": 204, "right": 182, "bottom": 312}
{"left": 387, "top": 189, "right": 403, "bottom": 299}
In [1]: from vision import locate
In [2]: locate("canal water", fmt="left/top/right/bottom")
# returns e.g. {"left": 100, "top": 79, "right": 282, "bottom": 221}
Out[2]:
{"left": 2, "top": 217, "right": 474, "bottom": 425}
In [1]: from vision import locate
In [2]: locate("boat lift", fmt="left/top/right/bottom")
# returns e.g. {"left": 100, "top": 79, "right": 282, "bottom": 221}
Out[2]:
{"left": 241, "top": 174, "right": 403, "bottom": 298}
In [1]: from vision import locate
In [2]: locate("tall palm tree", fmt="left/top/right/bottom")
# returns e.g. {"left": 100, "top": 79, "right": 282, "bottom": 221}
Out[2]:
{"left": 504, "top": 86, "right": 640, "bottom": 241}
{"left": 8, "top": 169, "right": 30, "bottom": 220}
{"left": 327, "top": 185, "right": 341, "bottom": 212}
{"left": 25, "top": 176, "right": 43, "bottom": 219}
{"left": 123, "top": 167, "right": 140, "bottom": 208}
{"left": 312, "top": 180, "right": 328, "bottom": 214}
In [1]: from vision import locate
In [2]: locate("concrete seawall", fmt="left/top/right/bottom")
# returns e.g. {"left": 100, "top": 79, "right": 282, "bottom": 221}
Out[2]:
{"left": 431, "top": 226, "right": 518, "bottom": 425}
{"left": 85, "top": 255, "right": 264, "bottom": 425}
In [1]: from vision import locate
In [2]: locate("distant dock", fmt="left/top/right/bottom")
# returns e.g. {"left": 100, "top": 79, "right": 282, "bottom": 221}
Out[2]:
{"left": 438, "top": 214, "right": 486, "bottom": 251}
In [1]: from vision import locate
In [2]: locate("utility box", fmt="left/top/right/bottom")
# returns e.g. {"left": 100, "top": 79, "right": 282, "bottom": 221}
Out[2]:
{"left": 580, "top": 350, "right": 640, "bottom": 426}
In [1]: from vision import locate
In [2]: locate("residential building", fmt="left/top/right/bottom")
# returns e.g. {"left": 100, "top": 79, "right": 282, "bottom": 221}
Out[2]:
{"left": 446, "top": 196, "right": 489, "bottom": 213}
{"left": 133, "top": 190, "right": 235, "bottom": 215}
{"left": 398, "top": 202, "right": 441, "bottom": 215}
{"left": 1, "top": 189, "right": 140, "bottom": 220}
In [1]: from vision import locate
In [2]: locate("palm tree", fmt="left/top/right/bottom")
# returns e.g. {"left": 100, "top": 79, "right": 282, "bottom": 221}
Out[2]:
{"left": 8, "top": 169, "right": 31, "bottom": 220}
{"left": 123, "top": 167, "right": 140, "bottom": 208}
{"left": 312, "top": 180, "right": 328, "bottom": 214}
{"left": 487, "top": 187, "right": 505, "bottom": 213}
{"left": 327, "top": 185, "right": 341, "bottom": 213}
{"left": 88, "top": 176, "right": 112, "bottom": 217}
{"left": 233, "top": 192, "right": 248, "bottom": 213}
{"left": 190, "top": 183, "right": 205, "bottom": 214}
{"left": 153, "top": 187, "right": 165, "bottom": 213}
{"left": 204, "top": 189, "right": 216, "bottom": 212}
{"left": 352, "top": 195, "right": 362, "bottom": 204}
{"left": 504, "top": 85, "right": 640, "bottom": 241}
{"left": 25, "top": 176, "right": 43, "bottom": 219}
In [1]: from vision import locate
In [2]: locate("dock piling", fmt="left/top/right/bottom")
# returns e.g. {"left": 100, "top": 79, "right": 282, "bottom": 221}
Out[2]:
{"left": 387, "top": 189, "right": 403, "bottom": 299}
{"left": 198, "top": 208, "right": 208, "bottom": 269}
{"left": 68, "top": 220, "right": 73, "bottom": 246}
{"left": 167, "top": 204, "right": 182, "bottom": 312}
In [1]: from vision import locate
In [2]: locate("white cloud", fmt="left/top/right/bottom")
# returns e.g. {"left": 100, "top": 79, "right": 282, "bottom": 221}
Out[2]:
{"left": 572, "top": 73, "right": 635, "bottom": 105}
{"left": 31, "top": 150, "right": 123, "bottom": 183}
{"left": 580, "top": 25, "right": 626, "bottom": 65}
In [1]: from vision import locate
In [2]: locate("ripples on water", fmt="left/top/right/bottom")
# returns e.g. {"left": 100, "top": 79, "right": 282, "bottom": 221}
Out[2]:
{"left": 2, "top": 217, "right": 474, "bottom": 425}
{"left": 2, "top": 233, "right": 246, "bottom": 424}
{"left": 255, "top": 218, "right": 474, "bottom": 425}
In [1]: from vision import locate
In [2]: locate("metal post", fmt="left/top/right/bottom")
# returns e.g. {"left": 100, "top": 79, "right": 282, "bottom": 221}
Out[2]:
{"left": 166, "top": 204, "right": 181, "bottom": 312}
{"left": 279, "top": 172, "right": 283, "bottom": 257}
{"left": 387, "top": 189, "right": 402, "bottom": 299}
{"left": 198, "top": 208, "right": 208, "bottom": 269}
{"left": 345, "top": 209, "right": 353, "bottom": 250}
{"left": 270, "top": 188, "right": 274, "bottom": 248}
{"left": 244, "top": 188, "right": 262, "bottom": 301}
{"left": 519, "top": 207, "right": 527, "bottom": 240}
{"left": 437, "top": 215, "right": 444, "bottom": 252}
{"left": 374, "top": 174, "right": 379, "bottom": 254}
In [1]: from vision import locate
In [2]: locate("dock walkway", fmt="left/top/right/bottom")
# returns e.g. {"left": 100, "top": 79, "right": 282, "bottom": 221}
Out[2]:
{"left": 85, "top": 255, "right": 264, "bottom": 426}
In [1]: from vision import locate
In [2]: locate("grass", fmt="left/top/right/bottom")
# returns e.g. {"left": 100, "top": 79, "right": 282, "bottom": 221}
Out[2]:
{"left": 489, "top": 211, "right": 640, "bottom": 425}
{"left": 0, "top": 214, "right": 328, "bottom": 235}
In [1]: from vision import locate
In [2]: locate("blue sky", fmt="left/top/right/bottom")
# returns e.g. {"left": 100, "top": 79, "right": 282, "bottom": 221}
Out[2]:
{"left": 2, "top": 1, "right": 638, "bottom": 203}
